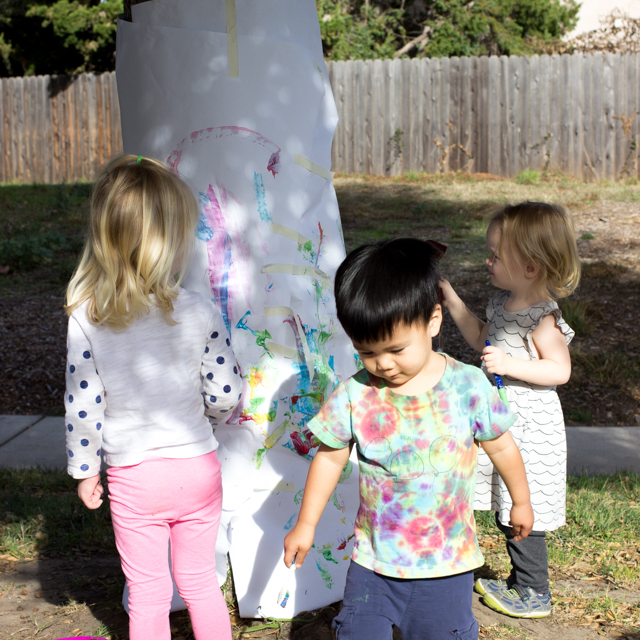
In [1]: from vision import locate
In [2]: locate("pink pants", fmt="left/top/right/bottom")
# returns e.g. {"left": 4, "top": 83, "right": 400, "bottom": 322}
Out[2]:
{"left": 107, "top": 451, "right": 231, "bottom": 640}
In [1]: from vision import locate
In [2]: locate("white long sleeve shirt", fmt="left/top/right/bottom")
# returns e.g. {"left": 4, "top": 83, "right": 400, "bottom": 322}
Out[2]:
{"left": 64, "top": 290, "right": 243, "bottom": 479}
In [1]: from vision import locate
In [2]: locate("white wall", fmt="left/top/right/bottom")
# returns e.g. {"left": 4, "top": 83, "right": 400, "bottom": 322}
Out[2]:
{"left": 570, "top": 0, "right": 640, "bottom": 35}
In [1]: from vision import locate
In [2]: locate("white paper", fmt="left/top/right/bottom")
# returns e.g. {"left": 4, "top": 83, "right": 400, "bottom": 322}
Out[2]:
{"left": 116, "top": 0, "right": 358, "bottom": 618}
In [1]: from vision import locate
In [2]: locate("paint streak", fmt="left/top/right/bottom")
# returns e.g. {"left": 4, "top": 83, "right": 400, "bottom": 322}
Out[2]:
{"left": 337, "top": 534, "right": 355, "bottom": 550}
{"left": 252, "top": 447, "right": 267, "bottom": 469}
{"left": 236, "top": 311, "right": 273, "bottom": 351}
{"left": 314, "top": 559, "right": 334, "bottom": 589}
{"left": 321, "top": 548, "right": 339, "bottom": 564}
{"left": 289, "top": 429, "right": 320, "bottom": 456}
{"left": 284, "top": 513, "right": 297, "bottom": 531}
{"left": 253, "top": 172, "right": 271, "bottom": 223}
{"left": 294, "top": 489, "right": 304, "bottom": 505}
{"left": 200, "top": 183, "right": 251, "bottom": 333}
{"left": 291, "top": 392, "right": 324, "bottom": 406}
{"left": 315, "top": 222, "right": 324, "bottom": 268}
{"left": 167, "top": 126, "right": 281, "bottom": 178}
{"left": 332, "top": 492, "right": 346, "bottom": 513}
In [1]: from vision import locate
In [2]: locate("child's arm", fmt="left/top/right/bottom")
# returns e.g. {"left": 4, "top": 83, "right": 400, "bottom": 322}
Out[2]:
{"left": 481, "top": 431, "right": 533, "bottom": 541}
{"left": 439, "top": 279, "right": 489, "bottom": 352}
{"left": 202, "top": 303, "right": 243, "bottom": 423}
{"left": 482, "top": 314, "right": 571, "bottom": 386}
{"left": 284, "top": 443, "right": 351, "bottom": 568}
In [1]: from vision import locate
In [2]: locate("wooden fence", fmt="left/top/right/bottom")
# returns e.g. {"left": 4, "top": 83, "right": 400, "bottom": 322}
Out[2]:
{"left": 2, "top": 52, "right": 640, "bottom": 183}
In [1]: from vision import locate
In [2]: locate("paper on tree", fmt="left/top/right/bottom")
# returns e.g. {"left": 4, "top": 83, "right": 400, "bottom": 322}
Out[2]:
{"left": 116, "top": 0, "right": 359, "bottom": 619}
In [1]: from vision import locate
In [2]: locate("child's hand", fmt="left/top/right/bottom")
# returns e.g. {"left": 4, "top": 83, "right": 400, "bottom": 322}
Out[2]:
{"left": 509, "top": 503, "right": 534, "bottom": 542}
{"left": 78, "top": 475, "right": 103, "bottom": 509}
{"left": 482, "top": 344, "right": 510, "bottom": 376}
{"left": 438, "top": 278, "right": 459, "bottom": 310}
{"left": 284, "top": 522, "right": 315, "bottom": 568}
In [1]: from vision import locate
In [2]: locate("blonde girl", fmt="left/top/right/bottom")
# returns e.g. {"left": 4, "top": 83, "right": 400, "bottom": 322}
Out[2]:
{"left": 440, "top": 202, "right": 580, "bottom": 619}
{"left": 64, "top": 155, "right": 242, "bottom": 640}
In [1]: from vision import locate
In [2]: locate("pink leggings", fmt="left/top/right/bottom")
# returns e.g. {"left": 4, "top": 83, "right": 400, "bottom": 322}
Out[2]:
{"left": 107, "top": 451, "right": 231, "bottom": 640}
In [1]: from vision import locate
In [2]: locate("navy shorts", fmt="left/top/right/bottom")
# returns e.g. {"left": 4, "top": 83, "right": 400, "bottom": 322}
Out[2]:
{"left": 333, "top": 561, "right": 478, "bottom": 640}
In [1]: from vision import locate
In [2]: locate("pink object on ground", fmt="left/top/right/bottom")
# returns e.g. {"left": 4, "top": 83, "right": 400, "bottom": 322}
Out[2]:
{"left": 107, "top": 451, "right": 231, "bottom": 640}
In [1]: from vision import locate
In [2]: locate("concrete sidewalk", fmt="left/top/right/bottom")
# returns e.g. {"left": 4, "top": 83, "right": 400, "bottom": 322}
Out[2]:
{"left": 0, "top": 415, "right": 638, "bottom": 475}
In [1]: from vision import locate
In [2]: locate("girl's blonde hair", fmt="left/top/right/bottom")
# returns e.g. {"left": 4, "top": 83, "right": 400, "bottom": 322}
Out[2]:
{"left": 491, "top": 202, "right": 581, "bottom": 299}
{"left": 65, "top": 155, "right": 199, "bottom": 329}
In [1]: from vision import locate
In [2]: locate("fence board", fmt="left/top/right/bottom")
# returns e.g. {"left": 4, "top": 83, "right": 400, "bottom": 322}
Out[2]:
{"left": 2, "top": 57, "right": 640, "bottom": 183}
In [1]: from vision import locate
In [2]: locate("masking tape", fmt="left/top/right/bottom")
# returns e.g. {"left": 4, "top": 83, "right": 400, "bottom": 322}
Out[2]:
{"left": 265, "top": 341, "right": 298, "bottom": 360}
{"left": 264, "top": 420, "right": 290, "bottom": 449}
{"left": 226, "top": 0, "right": 239, "bottom": 78}
{"left": 261, "top": 263, "right": 328, "bottom": 278}
{"left": 269, "top": 222, "right": 312, "bottom": 247}
{"left": 255, "top": 480, "right": 296, "bottom": 493}
{"left": 293, "top": 153, "right": 334, "bottom": 181}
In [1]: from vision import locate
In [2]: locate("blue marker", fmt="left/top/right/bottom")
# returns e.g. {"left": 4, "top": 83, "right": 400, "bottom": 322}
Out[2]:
{"left": 485, "top": 340, "right": 509, "bottom": 407}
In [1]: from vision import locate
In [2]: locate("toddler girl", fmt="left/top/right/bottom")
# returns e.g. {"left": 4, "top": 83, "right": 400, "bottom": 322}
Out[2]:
{"left": 440, "top": 202, "right": 581, "bottom": 618}
{"left": 64, "top": 155, "right": 242, "bottom": 640}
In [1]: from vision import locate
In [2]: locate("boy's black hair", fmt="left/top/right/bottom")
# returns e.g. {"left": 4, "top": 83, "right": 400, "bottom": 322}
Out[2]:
{"left": 335, "top": 238, "right": 441, "bottom": 343}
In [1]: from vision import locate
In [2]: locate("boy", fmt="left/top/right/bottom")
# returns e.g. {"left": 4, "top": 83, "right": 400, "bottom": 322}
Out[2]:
{"left": 284, "top": 239, "right": 533, "bottom": 640}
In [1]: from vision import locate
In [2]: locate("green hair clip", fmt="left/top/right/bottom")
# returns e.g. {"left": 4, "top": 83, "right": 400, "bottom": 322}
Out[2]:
{"left": 136, "top": 155, "right": 143, "bottom": 163}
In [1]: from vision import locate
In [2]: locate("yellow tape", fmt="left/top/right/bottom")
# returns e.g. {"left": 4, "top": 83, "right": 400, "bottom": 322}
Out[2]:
{"left": 293, "top": 153, "right": 334, "bottom": 181}
{"left": 226, "top": 0, "right": 239, "bottom": 78}
{"left": 263, "top": 306, "right": 315, "bottom": 382}
{"left": 261, "top": 263, "right": 328, "bottom": 278}
{"left": 255, "top": 480, "right": 296, "bottom": 493}
{"left": 265, "top": 341, "right": 298, "bottom": 360}
{"left": 269, "top": 222, "right": 312, "bottom": 247}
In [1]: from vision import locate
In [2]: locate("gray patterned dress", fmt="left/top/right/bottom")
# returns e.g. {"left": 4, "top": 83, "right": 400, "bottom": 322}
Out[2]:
{"left": 474, "top": 290, "right": 574, "bottom": 531}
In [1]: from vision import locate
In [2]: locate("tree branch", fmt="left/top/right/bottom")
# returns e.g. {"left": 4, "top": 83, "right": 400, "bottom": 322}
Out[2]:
{"left": 394, "top": 25, "right": 432, "bottom": 58}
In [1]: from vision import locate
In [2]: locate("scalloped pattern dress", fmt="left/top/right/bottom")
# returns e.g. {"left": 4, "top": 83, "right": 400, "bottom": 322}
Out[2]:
{"left": 474, "top": 290, "right": 575, "bottom": 531}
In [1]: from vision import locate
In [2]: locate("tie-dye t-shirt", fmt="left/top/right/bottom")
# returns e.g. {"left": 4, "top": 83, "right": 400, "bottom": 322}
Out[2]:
{"left": 307, "top": 354, "right": 516, "bottom": 579}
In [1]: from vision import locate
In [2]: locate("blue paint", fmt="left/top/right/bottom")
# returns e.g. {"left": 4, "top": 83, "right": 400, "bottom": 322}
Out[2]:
{"left": 196, "top": 192, "right": 214, "bottom": 241}
{"left": 284, "top": 513, "right": 297, "bottom": 531}
{"left": 236, "top": 310, "right": 256, "bottom": 335}
{"left": 253, "top": 172, "right": 271, "bottom": 223}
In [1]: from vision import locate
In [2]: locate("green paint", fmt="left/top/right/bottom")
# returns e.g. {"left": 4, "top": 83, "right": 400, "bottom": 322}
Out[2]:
{"left": 338, "top": 460, "right": 354, "bottom": 484}
{"left": 315, "top": 559, "right": 334, "bottom": 588}
{"left": 248, "top": 396, "right": 266, "bottom": 413}
{"left": 253, "top": 447, "right": 267, "bottom": 469}
{"left": 318, "top": 330, "right": 332, "bottom": 346}
{"left": 255, "top": 329, "right": 272, "bottom": 350}
{"left": 298, "top": 239, "right": 314, "bottom": 261}
{"left": 294, "top": 489, "right": 304, "bottom": 505}
{"left": 267, "top": 400, "right": 278, "bottom": 422}
{"left": 322, "top": 549, "right": 339, "bottom": 564}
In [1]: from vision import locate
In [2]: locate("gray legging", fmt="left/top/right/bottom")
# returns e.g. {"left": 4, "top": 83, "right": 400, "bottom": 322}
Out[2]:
{"left": 495, "top": 512, "right": 549, "bottom": 594}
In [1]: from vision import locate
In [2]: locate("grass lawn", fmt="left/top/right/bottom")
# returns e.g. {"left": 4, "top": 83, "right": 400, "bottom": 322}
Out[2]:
{"left": 1, "top": 469, "right": 639, "bottom": 638}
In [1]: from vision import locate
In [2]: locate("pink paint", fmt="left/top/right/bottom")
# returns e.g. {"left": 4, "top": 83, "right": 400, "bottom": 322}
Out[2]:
{"left": 167, "top": 126, "right": 281, "bottom": 178}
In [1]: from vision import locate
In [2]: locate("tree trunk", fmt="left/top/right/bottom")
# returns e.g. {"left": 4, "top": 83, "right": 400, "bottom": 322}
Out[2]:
{"left": 123, "top": 0, "right": 151, "bottom": 22}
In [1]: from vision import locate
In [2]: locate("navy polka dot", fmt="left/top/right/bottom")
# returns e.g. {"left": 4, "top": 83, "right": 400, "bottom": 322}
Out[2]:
{"left": 238, "top": 393, "right": 242, "bottom": 400}
{"left": 233, "top": 366, "right": 238, "bottom": 375}
{"left": 83, "top": 350, "right": 91, "bottom": 359}
{"left": 80, "top": 464, "right": 89, "bottom": 472}
{"left": 96, "top": 422, "right": 102, "bottom": 430}
{"left": 220, "top": 409, "right": 228, "bottom": 413}
{"left": 95, "top": 395, "right": 102, "bottom": 403}
{"left": 211, "top": 331, "right": 219, "bottom": 339}
{"left": 81, "top": 439, "right": 89, "bottom": 447}
{"left": 68, "top": 395, "right": 74, "bottom": 403}
{"left": 205, "top": 346, "right": 209, "bottom": 354}
{"left": 69, "top": 364, "right": 75, "bottom": 373}
{"left": 209, "top": 396, "right": 217, "bottom": 403}
{"left": 68, "top": 450, "right": 74, "bottom": 457}
{"left": 97, "top": 449, "right": 101, "bottom": 456}
{"left": 226, "top": 338, "right": 230, "bottom": 346}
{"left": 206, "top": 373, "right": 213, "bottom": 380}
{"left": 217, "top": 356, "right": 225, "bottom": 365}
{"left": 223, "top": 385, "right": 231, "bottom": 393}
{"left": 79, "top": 410, "right": 87, "bottom": 419}
{"left": 80, "top": 380, "right": 88, "bottom": 389}
{"left": 67, "top": 423, "right": 73, "bottom": 432}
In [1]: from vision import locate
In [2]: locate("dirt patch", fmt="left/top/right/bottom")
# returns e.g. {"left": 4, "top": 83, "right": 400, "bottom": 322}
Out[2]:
{"left": 2, "top": 556, "right": 638, "bottom": 639}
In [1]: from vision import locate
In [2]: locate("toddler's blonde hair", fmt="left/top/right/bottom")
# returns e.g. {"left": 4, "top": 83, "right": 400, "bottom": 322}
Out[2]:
{"left": 65, "top": 155, "right": 199, "bottom": 329}
{"left": 491, "top": 202, "right": 581, "bottom": 299}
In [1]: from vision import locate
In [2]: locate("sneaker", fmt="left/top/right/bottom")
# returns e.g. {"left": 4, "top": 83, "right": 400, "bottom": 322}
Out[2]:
{"left": 474, "top": 578, "right": 508, "bottom": 597}
{"left": 481, "top": 583, "right": 551, "bottom": 618}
